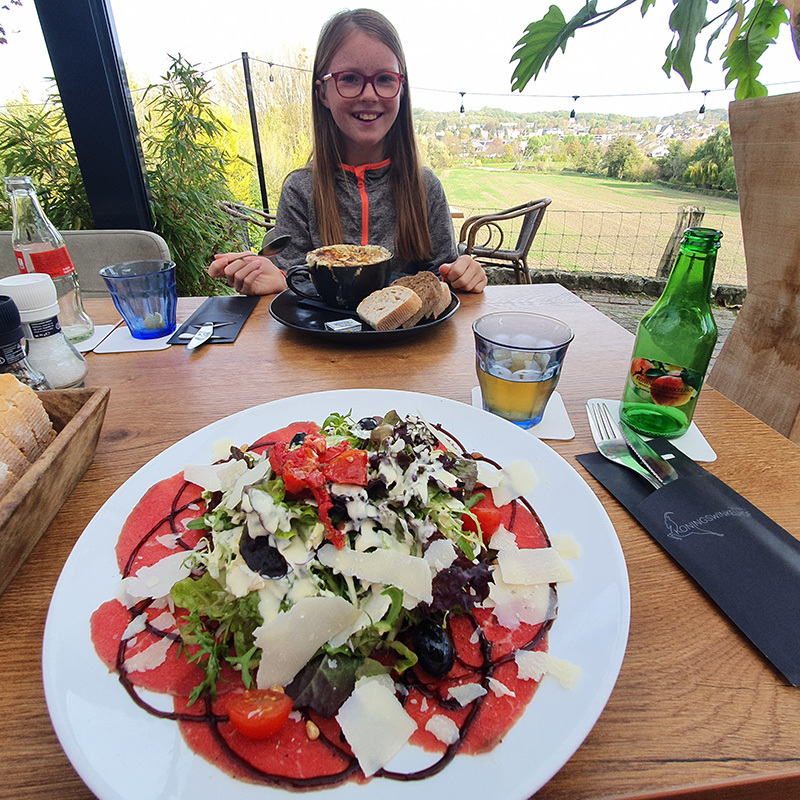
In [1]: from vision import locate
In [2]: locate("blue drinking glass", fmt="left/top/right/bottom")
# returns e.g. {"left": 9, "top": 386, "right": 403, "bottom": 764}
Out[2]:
{"left": 99, "top": 260, "right": 177, "bottom": 339}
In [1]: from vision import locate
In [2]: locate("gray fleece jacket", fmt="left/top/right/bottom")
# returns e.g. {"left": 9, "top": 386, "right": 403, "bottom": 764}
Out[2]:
{"left": 271, "top": 161, "right": 458, "bottom": 276}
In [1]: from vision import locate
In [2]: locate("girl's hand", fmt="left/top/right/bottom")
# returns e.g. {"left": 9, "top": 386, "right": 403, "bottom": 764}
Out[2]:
{"left": 439, "top": 255, "right": 487, "bottom": 293}
{"left": 208, "top": 252, "right": 288, "bottom": 296}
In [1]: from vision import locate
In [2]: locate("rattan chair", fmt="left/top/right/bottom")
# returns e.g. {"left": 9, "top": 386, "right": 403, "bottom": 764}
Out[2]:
{"left": 218, "top": 200, "right": 277, "bottom": 255}
{"left": 458, "top": 198, "right": 551, "bottom": 284}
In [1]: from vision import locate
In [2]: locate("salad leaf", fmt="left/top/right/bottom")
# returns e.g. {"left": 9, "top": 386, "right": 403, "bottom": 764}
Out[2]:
{"left": 286, "top": 652, "right": 363, "bottom": 717}
{"left": 171, "top": 572, "right": 263, "bottom": 703}
{"left": 430, "top": 556, "right": 493, "bottom": 613}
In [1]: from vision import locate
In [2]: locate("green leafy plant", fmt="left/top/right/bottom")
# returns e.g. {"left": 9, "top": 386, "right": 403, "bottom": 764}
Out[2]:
{"left": 0, "top": 95, "right": 92, "bottom": 229}
{"left": 139, "top": 55, "right": 241, "bottom": 295}
{"left": 1, "top": 56, "right": 244, "bottom": 295}
{"left": 511, "top": 0, "right": 793, "bottom": 100}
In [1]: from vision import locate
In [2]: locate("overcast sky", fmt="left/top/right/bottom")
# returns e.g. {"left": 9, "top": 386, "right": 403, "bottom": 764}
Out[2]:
{"left": 1, "top": 0, "right": 799, "bottom": 117}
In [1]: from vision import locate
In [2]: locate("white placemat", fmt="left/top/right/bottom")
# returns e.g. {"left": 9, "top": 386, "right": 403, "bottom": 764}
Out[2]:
{"left": 471, "top": 387, "right": 574, "bottom": 440}
{"left": 596, "top": 398, "right": 717, "bottom": 462}
{"left": 76, "top": 323, "right": 120, "bottom": 353}
{"left": 93, "top": 325, "right": 173, "bottom": 353}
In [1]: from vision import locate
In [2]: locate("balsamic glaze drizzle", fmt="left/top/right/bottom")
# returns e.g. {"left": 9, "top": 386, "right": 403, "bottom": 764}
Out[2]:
{"left": 110, "top": 425, "right": 558, "bottom": 788}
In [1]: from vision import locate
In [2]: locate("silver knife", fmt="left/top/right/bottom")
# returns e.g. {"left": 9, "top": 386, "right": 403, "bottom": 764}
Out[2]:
{"left": 618, "top": 418, "right": 680, "bottom": 484}
{"left": 186, "top": 321, "right": 214, "bottom": 350}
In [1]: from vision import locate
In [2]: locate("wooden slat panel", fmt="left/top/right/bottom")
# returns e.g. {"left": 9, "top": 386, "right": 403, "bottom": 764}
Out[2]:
{"left": 708, "top": 92, "right": 800, "bottom": 443}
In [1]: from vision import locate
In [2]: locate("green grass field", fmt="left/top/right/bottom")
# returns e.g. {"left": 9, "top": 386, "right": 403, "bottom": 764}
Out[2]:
{"left": 438, "top": 168, "right": 746, "bottom": 286}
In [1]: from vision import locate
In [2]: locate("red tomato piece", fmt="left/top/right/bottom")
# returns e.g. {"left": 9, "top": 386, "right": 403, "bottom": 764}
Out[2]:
{"left": 302, "top": 431, "right": 328, "bottom": 455}
{"left": 322, "top": 449, "right": 368, "bottom": 485}
{"left": 317, "top": 441, "right": 351, "bottom": 463}
{"left": 462, "top": 494, "right": 502, "bottom": 544}
{"left": 226, "top": 689, "right": 294, "bottom": 739}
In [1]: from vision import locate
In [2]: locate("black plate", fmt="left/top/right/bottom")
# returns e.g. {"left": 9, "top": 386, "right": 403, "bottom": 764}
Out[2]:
{"left": 269, "top": 289, "right": 460, "bottom": 342}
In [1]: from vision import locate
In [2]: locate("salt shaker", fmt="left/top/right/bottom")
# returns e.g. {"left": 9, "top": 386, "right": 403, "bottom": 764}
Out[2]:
{"left": 0, "top": 273, "right": 87, "bottom": 389}
{"left": 0, "top": 295, "right": 51, "bottom": 389}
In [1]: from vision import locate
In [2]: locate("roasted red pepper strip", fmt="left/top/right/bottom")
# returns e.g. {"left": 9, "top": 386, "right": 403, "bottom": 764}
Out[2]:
{"left": 268, "top": 439, "right": 366, "bottom": 548}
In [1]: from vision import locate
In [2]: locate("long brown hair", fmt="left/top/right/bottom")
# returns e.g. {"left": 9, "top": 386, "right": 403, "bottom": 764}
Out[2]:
{"left": 311, "top": 9, "right": 432, "bottom": 261}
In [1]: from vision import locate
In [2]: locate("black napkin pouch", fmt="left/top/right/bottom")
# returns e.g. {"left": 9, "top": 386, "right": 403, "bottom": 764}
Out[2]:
{"left": 167, "top": 296, "right": 260, "bottom": 345}
{"left": 577, "top": 440, "right": 800, "bottom": 686}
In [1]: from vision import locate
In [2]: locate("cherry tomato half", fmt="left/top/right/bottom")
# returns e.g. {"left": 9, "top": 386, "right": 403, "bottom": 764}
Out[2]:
{"left": 226, "top": 689, "right": 294, "bottom": 739}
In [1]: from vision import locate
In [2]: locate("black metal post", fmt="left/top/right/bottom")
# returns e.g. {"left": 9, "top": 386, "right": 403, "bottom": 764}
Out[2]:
{"left": 31, "top": 0, "right": 153, "bottom": 230}
{"left": 242, "top": 52, "right": 269, "bottom": 214}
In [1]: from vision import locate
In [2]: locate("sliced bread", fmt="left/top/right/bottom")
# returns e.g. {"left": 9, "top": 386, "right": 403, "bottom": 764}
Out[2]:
{"left": 391, "top": 271, "right": 441, "bottom": 324}
{"left": 0, "top": 375, "right": 54, "bottom": 469}
{"left": 0, "top": 374, "right": 55, "bottom": 456}
{"left": 357, "top": 285, "right": 423, "bottom": 331}
{"left": 431, "top": 279, "right": 452, "bottom": 318}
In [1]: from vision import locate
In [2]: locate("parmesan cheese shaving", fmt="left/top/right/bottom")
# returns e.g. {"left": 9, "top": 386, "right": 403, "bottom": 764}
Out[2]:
{"left": 515, "top": 649, "right": 581, "bottom": 689}
{"left": 488, "top": 677, "right": 516, "bottom": 697}
{"left": 124, "top": 636, "right": 172, "bottom": 673}
{"left": 425, "top": 714, "right": 461, "bottom": 745}
{"left": 423, "top": 539, "right": 459, "bottom": 573}
{"left": 447, "top": 682, "right": 488, "bottom": 707}
{"left": 119, "top": 551, "right": 192, "bottom": 603}
{"left": 488, "top": 525, "right": 518, "bottom": 551}
{"left": 255, "top": 596, "right": 362, "bottom": 688}
{"left": 336, "top": 677, "right": 416, "bottom": 777}
{"left": 183, "top": 459, "right": 247, "bottom": 493}
{"left": 485, "top": 569, "right": 555, "bottom": 630}
{"left": 317, "top": 544, "right": 433, "bottom": 605}
{"left": 490, "top": 459, "right": 539, "bottom": 507}
{"left": 497, "top": 547, "right": 573, "bottom": 585}
{"left": 552, "top": 533, "right": 582, "bottom": 560}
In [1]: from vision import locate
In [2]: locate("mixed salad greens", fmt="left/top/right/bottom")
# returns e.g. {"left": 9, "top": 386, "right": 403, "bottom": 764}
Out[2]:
{"left": 172, "top": 411, "right": 508, "bottom": 715}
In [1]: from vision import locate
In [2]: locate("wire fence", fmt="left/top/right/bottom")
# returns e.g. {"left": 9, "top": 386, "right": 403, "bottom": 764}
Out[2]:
{"left": 455, "top": 209, "right": 746, "bottom": 287}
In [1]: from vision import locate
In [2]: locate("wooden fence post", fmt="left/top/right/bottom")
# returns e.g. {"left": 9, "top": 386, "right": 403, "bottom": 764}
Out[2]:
{"left": 656, "top": 205, "right": 706, "bottom": 278}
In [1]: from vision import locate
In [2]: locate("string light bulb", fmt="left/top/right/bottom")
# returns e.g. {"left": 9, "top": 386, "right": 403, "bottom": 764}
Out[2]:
{"left": 698, "top": 90, "right": 708, "bottom": 121}
{"left": 269, "top": 62, "right": 275, "bottom": 84}
{"left": 459, "top": 92, "right": 466, "bottom": 120}
{"left": 569, "top": 95, "right": 579, "bottom": 126}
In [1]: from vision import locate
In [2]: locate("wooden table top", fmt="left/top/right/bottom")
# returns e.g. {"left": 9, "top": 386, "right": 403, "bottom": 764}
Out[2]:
{"left": 3, "top": 284, "right": 799, "bottom": 800}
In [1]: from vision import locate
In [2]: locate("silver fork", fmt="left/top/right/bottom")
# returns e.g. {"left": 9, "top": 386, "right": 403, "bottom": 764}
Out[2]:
{"left": 586, "top": 399, "right": 662, "bottom": 489}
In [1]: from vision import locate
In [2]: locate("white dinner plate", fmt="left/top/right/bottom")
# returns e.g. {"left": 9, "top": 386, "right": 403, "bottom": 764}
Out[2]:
{"left": 43, "top": 389, "right": 630, "bottom": 800}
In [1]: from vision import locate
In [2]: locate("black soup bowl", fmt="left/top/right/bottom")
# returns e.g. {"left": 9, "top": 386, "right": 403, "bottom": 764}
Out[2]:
{"left": 285, "top": 244, "right": 393, "bottom": 311}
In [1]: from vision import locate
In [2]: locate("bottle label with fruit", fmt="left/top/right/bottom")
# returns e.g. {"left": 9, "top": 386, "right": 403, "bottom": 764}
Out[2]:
{"left": 15, "top": 246, "right": 75, "bottom": 278}
{"left": 629, "top": 357, "right": 703, "bottom": 407}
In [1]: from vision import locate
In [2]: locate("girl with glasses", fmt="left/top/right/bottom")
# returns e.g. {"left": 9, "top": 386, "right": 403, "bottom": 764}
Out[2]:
{"left": 209, "top": 8, "right": 487, "bottom": 296}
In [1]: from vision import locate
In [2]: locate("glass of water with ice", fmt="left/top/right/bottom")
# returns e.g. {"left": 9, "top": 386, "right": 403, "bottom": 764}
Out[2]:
{"left": 473, "top": 311, "right": 574, "bottom": 429}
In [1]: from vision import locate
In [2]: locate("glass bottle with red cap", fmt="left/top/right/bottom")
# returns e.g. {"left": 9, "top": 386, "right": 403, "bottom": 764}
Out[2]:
{"left": 3, "top": 176, "right": 94, "bottom": 344}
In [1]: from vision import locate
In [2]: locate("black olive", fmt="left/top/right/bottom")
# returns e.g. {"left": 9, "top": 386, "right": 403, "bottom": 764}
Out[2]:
{"left": 290, "top": 431, "right": 307, "bottom": 447}
{"left": 412, "top": 619, "right": 454, "bottom": 678}
{"left": 357, "top": 417, "right": 379, "bottom": 430}
{"left": 239, "top": 527, "right": 289, "bottom": 578}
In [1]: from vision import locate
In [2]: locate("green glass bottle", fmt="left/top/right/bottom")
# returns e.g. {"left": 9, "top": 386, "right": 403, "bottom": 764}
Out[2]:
{"left": 620, "top": 227, "right": 722, "bottom": 438}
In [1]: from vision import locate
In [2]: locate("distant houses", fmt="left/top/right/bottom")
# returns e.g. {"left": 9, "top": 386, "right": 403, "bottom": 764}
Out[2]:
{"left": 425, "top": 113, "right": 716, "bottom": 159}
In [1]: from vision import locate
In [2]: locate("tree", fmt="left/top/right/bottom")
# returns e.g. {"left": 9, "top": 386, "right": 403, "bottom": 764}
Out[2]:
{"left": 601, "top": 136, "right": 645, "bottom": 180}
{"left": 1, "top": 56, "right": 243, "bottom": 295}
{"left": 658, "top": 139, "right": 693, "bottom": 182}
{"left": 510, "top": 0, "right": 795, "bottom": 101}
{"left": 684, "top": 123, "right": 735, "bottom": 189}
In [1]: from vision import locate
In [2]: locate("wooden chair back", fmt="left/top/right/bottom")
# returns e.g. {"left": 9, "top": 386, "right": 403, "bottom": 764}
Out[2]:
{"left": 458, "top": 198, "right": 552, "bottom": 284}
{"left": 707, "top": 92, "right": 800, "bottom": 444}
